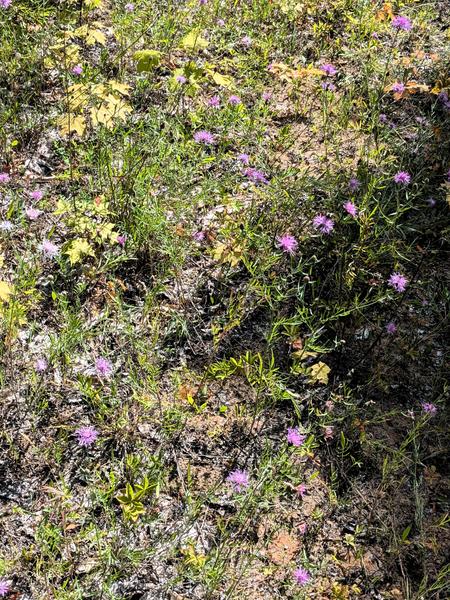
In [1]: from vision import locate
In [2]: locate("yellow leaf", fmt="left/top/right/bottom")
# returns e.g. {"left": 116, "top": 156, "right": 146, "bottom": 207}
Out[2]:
{"left": 0, "top": 254, "right": 4, "bottom": 269}
{"left": 309, "top": 362, "right": 330, "bottom": 385}
{"left": 65, "top": 239, "right": 94, "bottom": 265}
{"left": 57, "top": 114, "right": 86, "bottom": 137}
{"left": 108, "top": 80, "right": 131, "bottom": 96}
{"left": 180, "top": 30, "right": 209, "bottom": 51}
{"left": 0, "top": 280, "right": 13, "bottom": 303}
{"left": 211, "top": 71, "right": 235, "bottom": 88}
{"left": 86, "top": 28, "right": 106, "bottom": 46}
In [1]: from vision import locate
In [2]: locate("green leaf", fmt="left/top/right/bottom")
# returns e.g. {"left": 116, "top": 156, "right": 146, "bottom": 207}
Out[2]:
{"left": 133, "top": 49, "right": 162, "bottom": 73}
{"left": 180, "top": 30, "right": 209, "bottom": 51}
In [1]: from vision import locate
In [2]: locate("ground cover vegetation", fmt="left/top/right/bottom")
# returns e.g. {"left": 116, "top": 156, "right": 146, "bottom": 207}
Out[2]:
{"left": 0, "top": 0, "right": 449, "bottom": 598}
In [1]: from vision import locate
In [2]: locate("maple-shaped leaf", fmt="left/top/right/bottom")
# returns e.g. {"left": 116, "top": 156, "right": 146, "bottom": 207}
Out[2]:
{"left": 308, "top": 361, "right": 330, "bottom": 385}
{"left": 0, "top": 280, "right": 13, "bottom": 303}
{"left": 211, "top": 71, "right": 235, "bottom": 88}
{"left": 65, "top": 238, "right": 94, "bottom": 265}
{"left": 133, "top": 49, "right": 162, "bottom": 72}
{"left": 57, "top": 114, "right": 86, "bottom": 137}
{"left": 180, "top": 30, "right": 209, "bottom": 51}
{"left": 86, "top": 28, "right": 107, "bottom": 46}
{"left": 108, "top": 80, "right": 131, "bottom": 96}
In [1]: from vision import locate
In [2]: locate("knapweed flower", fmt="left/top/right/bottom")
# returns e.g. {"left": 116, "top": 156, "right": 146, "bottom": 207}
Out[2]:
{"left": 199, "top": 0, "right": 207, "bottom": 5}
{"left": 287, "top": 427, "right": 306, "bottom": 446}
{"left": 31, "top": 189, "right": 43, "bottom": 201}
{"left": 422, "top": 402, "right": 437, "bottom": 416}
{"left": 426, "top": 198, "right": 436, "bottom": 207}
{"left": 0, "top": 220, "right": 14, "bottom": 232}
{"left": 386, "top": 322, "right": 397, "bottom": 334}
{"left": 193, "top": 230, "right": 205, "bottom": 242}
{"left": 392, "top": 82, "right": 405, "bottom": 94}
{"left": 277, "top": 234, "right": 298, "bottom": 255}
{"left": 394, "top": 171, "right": 411, "bottom": 185}
{"left": 0, "top": 172, "right": 10, "bottom": 183}
{"left": 75, "top": 426, "right": 99, "bottom": 447}
{"left": 349, "top": 177, "right": 360, "bottom": 191}
{"left": 237, "top": 153, "right": 250, "bottom": 165}
{"left": 293, "top": 567, "right": 310, "bottom": 586}
{"left": 320, "top": 63, "right": 337, "bottom": 76}
{"left": 321, "top": 82, "right": 336, "bottom": 92}
{"left": 124, "top": 2, "right": 134, "bottom": 11}
{"left": 226, "top": 469, "right": 249, "bottom": 492}
{"left": 244, "top": 167, "right": 268, "bottom": 184}
{"left": 0, "top": 580, "right": 10, "bottom": 597}
{"left": 228, "top": 95, "right": 241, "bottom": 105}
{"left": 324, "top": 426, "right": 334, "bottom": 440}
{"left": 379, "top": 113, "right": 389, "bottom": 124}
{"left": 117, "top": 234, "right": 126, "bottom": 247}
{"left": 262, "top": 90, "right": 272, "bottom": 102}
{"left": 217, "top": 18, "right": 225, "bottom": 27}
{"left": 0, "top": 0, "right": 12, "bottom": 8}
{"left": 298, "top": 522, "right": 308, "bottom": 535}
{"left": 26, "top": 207, "right": 43, "bottom": 220}
{"left": 208, "top": 95, "right": 220, "bottom": 107}
{"left": 35, "top": 358, "right": 48, "bottom": 373}
{"left": 343, "top": 201, "right": 358, "bottom": 218}
{"left": 392, "top": 15, "right": 412, "bottom": 31}
{"left": 388, "top": 272, "right": 408, "bottom": 293}
{"left": 41, "top": 239, "right": 59, "bottom": 258}
{"left": 176, "top": 75, "right": 187, "bottom": 84}
{"left": 241, "top": 35, "right": 252, "bottom": 47}
{"left": 72, "top": 64, "right": 83, "bottom": 75}
{"left": 194, "top": 130, "right": 215, "bottom": 145}
{"left": 313, "top": 214, "right": 334, "bottom": 234}
{"left": 296, "top": 484, "right": 306, "bottom": 497}
{"left": 95, "top": 357, "right": 113, "bottom": 378}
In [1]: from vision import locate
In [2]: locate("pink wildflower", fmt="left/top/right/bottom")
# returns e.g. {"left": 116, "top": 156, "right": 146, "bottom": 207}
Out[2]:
{"left": 193, "top": 230, "right": 205, "bottom": 242}
{"left": 324, "top": 426, "right": 334, "bottom": 440}
{"left": 343, "top": 201, "right": 358, "bottom": 217}
{"left": 208, "top": 95, "right": 221, "bottom": 107}
{"left": 125, "top": 2, "right": 134, "bottom": 11}
{"left": 176, "top": 75, "right": 187, "bottom": 84}
{"left": 287, "top": 427, "right": 306, "bottom": 447}
{"left": 95, "top": 357, "right": 113, "bottom": 378}
{"left": 349, "top": 178, "right": 361, "bottom": 193}
{"left": 244, "top": 167, "right": 268, "bottom": 184}
{"left": 75, "top": 426, "right": 99, "bottom": 447}
{"left": 26, "top": 207, "right": 43, "bottom": 220}
{"left": 392, "top": 15, "right": 412, "bottom": 31}
{"left": 35, "top": 358, "right": 48, "bottom": 373}
{"left": 313, "top": 214, "right": 334, "bottom": 234}
{"left": 296, "top": 484, "right": 307, "bottom": 497}
{"left": 237, "top": 153, "right": 250, "bottom": 165}
{"left": 422, "top": 402, "right": 437, "bottom": 416}
{"left": 293, "top": 567, "right": 311, "bottom": 586}
{"left": 0, "top": 172, "right": 10, "bottom": 183}
{"left": 228, "top": 95, "right": 241, "bottom": 105}
{"left": 31, "top": 190, "right": 43, "bottom": 201}
{"left": 0, "top": 0, "right": 12, "bottom": 8}
{"left": 241, "top": 36, "right": 252, "bottom": 47}
{"left": 72, "top": 65, "right": 83, "bottom": 75}
{"left": 298, "top": 522, "right": 308, "bottom": 535}
{"left": 194, "top": 130, "right": 215, "bottom": 145}
{"left": 394, "top": 171, "right": 411, "bottom": 185}
{"left": 262, "top": 91, "right": 272, "bottom": 102}
{"left": 388, "top": 272, "right": 408, "bottom": 293}
{"left": 392, "top": 82, "right": 405, "bottom": 94}
{"left": 117, "top": 234, "right": 126, "bottom": 247}
{"left": 386, "top": 322, "right": 397, "bottom": 334}
{"left": 41, "top": 239, "right": 59, "bottom": 258}
{"left": 320, "top": 63, "right": 337, "bottom": 76}
{"left": 277, "top": 235, "right": 298, "bottom": 255}
{"left": 226, "top": 469, "right": 249, "bottom": 492}
{"left": 0, "top": 580, "right": 10, "bottom": 597}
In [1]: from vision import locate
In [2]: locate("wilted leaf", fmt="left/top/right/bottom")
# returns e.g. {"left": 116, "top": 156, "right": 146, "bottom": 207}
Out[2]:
{"left": 180, "top": 30, "right": 209, "bottom": 51}
{"left": 309, "top": 361, "right": 330, "bottom": 385}
{"left": 65, "top": 238, "right": 94, "bottom": 265}
{"left": 133, "top": 49, "right": 162, "bottom": 72}
{"left": 0, "top": 280, "right": 13, "bottom": 303}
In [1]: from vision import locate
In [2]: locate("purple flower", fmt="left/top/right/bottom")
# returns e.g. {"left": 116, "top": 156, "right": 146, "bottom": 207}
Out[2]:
{"left": 95, "top": 357, "right": 113, "bottom": 378}
{"left": 348, "top": 177, "right": 361, "bottom": 192}
{"left": 244, "top": 167, "right": 268, "bottom": 184}
{"left": 241, "top": 35, "right": 252, "bottom": 47}
{"left": 262, "top": 90, "right": 272, "bottom": 102}
{"left": 392, "top": 15, "right": 412, "bottom": 31}
{"left": 41, "top": 239, "right": 59, "bottom": 258}
{"left": 35, "top": 358, "right": 48, "bottom": 372}
{"left": 226, "top": 469, "right": 249, "bottom": 492}
{"left": 426, "top": 198, "right": 436, "bottom": 207}
{"left": 75, "top": 426, "right": 99, "bottom": 447}
{"left": 0, "top": 0, "right": 12, "bottom": 8}
{"left": 72, "top": 64, "right": 83, "bottom": 75}
{"left": 447, "top": 169, "right": 450, "bottom": 182}
{"left": 313, "top": 214, "right": 334, "bottom": 234}
{"left": 392, "top": 82, "right": 405, "bottom": 93}
{"left": 379, "top": 113, "right": 389, "bottom": 124}
{"left": 193, "top": 230, "right": 205, "bottom": 242}
{"left": 228, "top": 95, "right": 241, "bottom": 106}
{"left": 125, "top": 2, "right": 134, "bottom": 10}
{"left": 0, "top": 580, "right": 10, "bottom": 597}
{"left": 176, "top": 75, "right": 187, "bottom": 84}
{"left": 199, "top": 0, "right": 207, "bottom": 4}
{"left": 276, "top": 234, "right": 298, "bottom": 255}
{"left": 394, "top": 171, "right": 411, "bottom": 185}
{"left": 421, "top": 402, "right": 437, "bottom": 416}
{"left": 293, "top": 567, "right": 311, "bottom": 586}
{"left": 0, "top": 220, "right": 14, "bottom": 232}
{"left": 324, "top": 426, "right": 334, "bottom": 440}
{"left": 208, "top": 95, "right": 220, "bottom": 107}
{"left": 343, "top": 201, "right": 358, "bottom": 218}
{"left": 388, "top": 272, "right": 408, "bottom": 293}
{"left": 31, "top": 189, "right": 43, "bottom": 201}
{"left": 287, "top": 427, "right": 306, "bottom": 447}
{"left": 237, "top": 153, "right": 250, "bottom": 165}
{"left": 386, "top": 322, "right": 397, "bottom": 334}
{"left": 117, "top": 234, "right": 126, "bottom": 247}
{"left": 320, "top": 63, "right": 337, "bottom": 76}
{"left": 217, "top": 18, "right": 225, "bottom": 27}
{"left": 26, "top": 207, "right": 43, "bottom": 220}
{"left": 194, "top": 130, "right": 215, "bottom": 145}
{"left": 321, "top": 82, "right": 336, "bottom": 92}
{"left": 0, "top": 172, "right": 10, "bottom": 183}
{"left": 296, "top": 484, "right": 306, "bottom": 497}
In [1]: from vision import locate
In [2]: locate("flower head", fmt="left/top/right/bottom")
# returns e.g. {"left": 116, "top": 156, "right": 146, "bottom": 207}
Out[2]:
{"left": 321, "top": 82, "right": 336, "bottom": 92}
{"left": 293, "top": 567, "right": 310, "bottom": 586}
{"left": 41, "top": 239, "right": 59, "bottom": 258}
{"left": 324, "top": 426, "right": 334, "bottom": 440}
{"left": 348, "top": 178, "right": 361, "bottom": 192}
{"left": 320, "top": 63, "right": 337, "bottom": 76}
{"left": 193, "top": 230, "right": 205, "bottom": 242}
{"left": 226, "top": 469, "right": 249, "bottom": 492}
{"left": 277, "top": 234, "right": 298, "bottom": 255}
{"left": 262, "top": 91, "right": 272, "bottom": 102}
{"left": 31, "top": 189, "right": 43, "bottom": 201}
{"left": 208, "top": 95, "right": 220, "bottom": 107}
{"left": 228, "top": 95, "right": 241, "bottom": 106}
{"left": 394, "top": 171, "right": 411, "bottom": 185}
{"left": 0, "top": 580, "right": 10, "bottom": 597}
{"left": 392, "top": 15, "right": 412, "bottom": 31}
{"left": 176, "top": 75, "right": 187, "bottom": 84}
{"left": 343, "top": 201, "right": 358, "bottom": 218}
{"left": 313, "top": 214, "right": 334, "bottom": 234}
{"left": 392, "top": 82, "right": 405, "bottom": 94}
{"left": 244, "top": 167, "right": 268, "bottom": 184}
{"left": 287, "top": 427, "right": 306, "bottom": 446}
{"left": 217, "top": 18, "right": 225, "bottom": 27}
{"left": 75, "top": 426, "right": 99, "bottom": 447}
{"left": 125, "top": 2, "right": 134, "bottom": 11}
{"left": 0, "top": 172, "right": 10, "bottom": 183}
{"left": 0, "top": 0, "right": 12, "bottom": 8}
{"left": 421, "top": 402, "right": 437, "bottom": 415}
{"left": 26, "top": 207, "right": 43, "bottom": 220}
{"left": 117, "top": 234, "right": 126, "bottom": 247}
{"left": 35, "top": 358, "right": 48, "bottom": 373}
{"left": 0, "top": 220, "right": 14, "bottom": 232}
{"left": 95, "top": 357, "right": 113, "bottom": 378}
{"left": 388, "top": 272, "right": 408, "bottom": 293}
{"left": 237, "top": 153, "right": 250, "bottom": 165}
{"left": 72, "top": 64, "right": 83, "bottom": 75}
{"left": 241, "top": 35, "right": 252, "bottom": 47}
{"left": 386, "top": 322, "right": 397, "bottom": 334}
{"left": 296, "top": 483, "right": 307, "bottom": 497}
{"left": 194, "top": 130, "right": 215, "bottom": 145}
